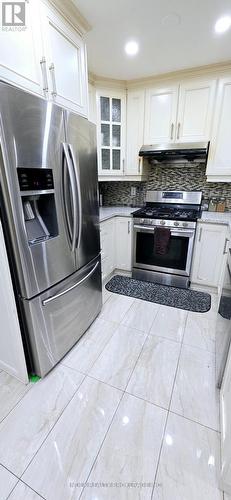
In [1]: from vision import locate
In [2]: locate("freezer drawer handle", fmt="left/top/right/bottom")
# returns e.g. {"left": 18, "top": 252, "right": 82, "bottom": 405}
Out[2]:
{"left": 42, "top": 261, "right": 99, "bottom": 306}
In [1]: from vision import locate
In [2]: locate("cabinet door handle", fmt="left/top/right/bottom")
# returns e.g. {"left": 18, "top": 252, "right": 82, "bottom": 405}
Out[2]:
{"left": 128, "top": 221, "right": 130, "bottom": 234}
{"left": 170, "top": 123, "right": 174, "bottom": 140}
{"left": 40, "top": 57, "right": 48, "bottom": 93}
{"left": 177, "top": 122, "right": 180, "bottom": 140}
{"left": 223, "top": 238, "right": 229, "bottom": 255}
{"left": 138, "top": 157, "right": 142, "bottom": 174}
{"left": 49, "top": 63, "right": 57, "bottom": 97}
{"left": 198, "top": 227, "right": 202, "bottom": 242}
{"left": 122, "top": 158, "right": 125, "bottom": 173}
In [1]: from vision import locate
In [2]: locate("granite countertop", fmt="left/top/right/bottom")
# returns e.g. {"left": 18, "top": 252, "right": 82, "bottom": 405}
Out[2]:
{"left": 99, "top": 206, "right": 139, "bottom": 222}
{"left": 199, "top": 211, "right": 231, "bottom": 228}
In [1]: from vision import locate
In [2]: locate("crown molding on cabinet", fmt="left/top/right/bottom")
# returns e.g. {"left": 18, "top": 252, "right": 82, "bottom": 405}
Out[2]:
{"left": 89, "top": 60, "right": 231, "bottom": 90}
{"left": 126, "top": 60, "right": 231, "bottom": 89}
{"left": 48, "top": 0, "right": 91, "bottom": 35}
{"left": 89, "top": 72, "right": 126, "bottom": 89}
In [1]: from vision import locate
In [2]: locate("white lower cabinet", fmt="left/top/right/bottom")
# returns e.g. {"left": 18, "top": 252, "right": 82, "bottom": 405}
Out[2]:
{"left": 191, "top": 222, "right": 229, "bottom": 288}
{"left": 0, "top": 221, "right": 28, "bottom": 383}
{"left": 100, "top": 216, "right": 132, "bottom": 280}
{"left": 115, "top": 217, "right": 132, "bottom": 271}
{"left": 100, "top": 218, "right": 115, "bottom": 281}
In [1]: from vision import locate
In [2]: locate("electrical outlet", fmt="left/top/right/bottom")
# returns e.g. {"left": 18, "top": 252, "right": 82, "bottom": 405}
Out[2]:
{"left": 131, "top": 186, "right": 136, "bottom": 196}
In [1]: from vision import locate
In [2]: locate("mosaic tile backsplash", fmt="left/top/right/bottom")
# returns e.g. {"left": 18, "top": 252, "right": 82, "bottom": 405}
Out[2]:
{"left": 99, "top": 163, "right": 231, "bottom": 210}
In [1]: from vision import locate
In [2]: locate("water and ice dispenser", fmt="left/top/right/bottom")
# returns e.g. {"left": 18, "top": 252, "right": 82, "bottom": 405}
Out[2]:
{"left": 18, "top": 168, "right": 58, "bottom": 245}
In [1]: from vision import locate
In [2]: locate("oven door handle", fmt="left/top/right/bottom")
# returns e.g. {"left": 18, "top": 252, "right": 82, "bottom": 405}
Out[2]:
{"left": 133, "top": 225, "right": 195, "bottom": 237}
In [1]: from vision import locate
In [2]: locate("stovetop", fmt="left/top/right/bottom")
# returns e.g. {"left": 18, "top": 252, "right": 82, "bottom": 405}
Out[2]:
{"left": 133, "top": 205, "right": 200, "bottom": 222}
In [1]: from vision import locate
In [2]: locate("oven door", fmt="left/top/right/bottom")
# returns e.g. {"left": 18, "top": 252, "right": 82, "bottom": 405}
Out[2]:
{"left": 133, "top": 224, "right": 195, "bottom": 277}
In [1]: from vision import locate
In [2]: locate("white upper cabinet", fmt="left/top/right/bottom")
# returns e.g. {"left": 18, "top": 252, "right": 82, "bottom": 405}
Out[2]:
{"left": 126, "top": 89, "right": 147, "bottom": 177}
{"left": 0, "top": 0, "right": 44, "bottom": 96}
{"left": 0, "top": 0, "right": 88, "bottom": 115}
{"left": 176, "top": 78, "right": 216, "bottom": 143}
{"left": 144, "top": 77, "right": 216, "bottom": 145}
{"left": 97, "top": 90, "right": 126, "bottom": 176}
{"left": 206, "top": 77, "right": 231, "bottom": 181}
{"left": 41, "top": 3, "right": 88, "bottom": 115}
{"left": 144, "top": 85, "right": 178, "bottom": 144}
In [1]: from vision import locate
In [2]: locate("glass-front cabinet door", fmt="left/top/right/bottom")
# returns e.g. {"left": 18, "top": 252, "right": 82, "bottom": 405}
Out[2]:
{"left": 97, "top": 91, "right": 125, "bottom": 176}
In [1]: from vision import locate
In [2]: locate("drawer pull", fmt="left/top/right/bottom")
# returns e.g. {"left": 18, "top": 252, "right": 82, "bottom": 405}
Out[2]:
{"left": 223, "top": 238, "right": 229, "bottom": 255}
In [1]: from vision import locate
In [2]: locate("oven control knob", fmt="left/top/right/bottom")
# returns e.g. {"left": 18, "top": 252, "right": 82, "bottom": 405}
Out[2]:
{"left": 182, "top": 222, "right": 188, "bottom": 227}
{"left": 140, "top": 218, "right": 144, "bottom": 224}
{"left": 160, "top": 220, "right": 166, "bottom": 225}
{"left": 174, "top": 221, "right": 180, "bottom": 226}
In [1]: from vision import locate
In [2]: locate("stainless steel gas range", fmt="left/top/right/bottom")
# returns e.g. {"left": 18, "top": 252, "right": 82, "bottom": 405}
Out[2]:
{"left": 132, "top": 190, "right": 202, "bottom": 288}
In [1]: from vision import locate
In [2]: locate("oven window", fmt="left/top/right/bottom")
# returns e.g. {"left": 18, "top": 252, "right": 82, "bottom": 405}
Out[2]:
{"left": 136, "top": 232, "right": 189, "bottom": 271}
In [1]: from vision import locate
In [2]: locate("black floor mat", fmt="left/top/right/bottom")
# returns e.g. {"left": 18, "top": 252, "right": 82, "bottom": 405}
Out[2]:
{"left": 105, "top": 275, "right": 211, "bottom": 313}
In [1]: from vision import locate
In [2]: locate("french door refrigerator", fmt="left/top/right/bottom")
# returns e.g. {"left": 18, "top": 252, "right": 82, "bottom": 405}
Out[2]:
{"left": 0, "top": 82, "right": 102, "bottom": 377}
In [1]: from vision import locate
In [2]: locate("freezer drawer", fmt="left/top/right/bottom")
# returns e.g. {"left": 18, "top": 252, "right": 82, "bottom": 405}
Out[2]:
{"left": 22, "top": 256, "right": 102, "bottom": 377}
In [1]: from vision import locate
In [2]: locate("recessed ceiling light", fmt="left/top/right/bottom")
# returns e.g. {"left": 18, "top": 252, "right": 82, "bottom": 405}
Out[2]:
{"left": 125, "top": 40, "right": 139, "bottom": 56}
{"left": 215, "top": 15, "right": 231, "bottom": 34}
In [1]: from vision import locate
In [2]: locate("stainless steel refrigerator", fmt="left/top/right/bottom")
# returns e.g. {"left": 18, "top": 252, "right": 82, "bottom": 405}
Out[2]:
{"left": 0, "top": 82, "right": 102, "bottom": 377}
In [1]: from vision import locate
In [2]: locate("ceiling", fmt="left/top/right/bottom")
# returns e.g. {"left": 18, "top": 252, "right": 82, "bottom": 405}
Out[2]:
{"left": 73, "top": 0, "right": 231, "bottom": 80}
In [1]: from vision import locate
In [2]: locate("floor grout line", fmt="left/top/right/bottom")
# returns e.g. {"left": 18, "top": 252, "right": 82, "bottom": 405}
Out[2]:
{"left": 168, "top": 409, "right": 221, "bottom": 433}
{"left": 5, "top": 477, "right": 46, "bottom": 500}
{"left": 0, "top": 463, "right": 21, "bottom": 482}
{"left": 124, "top": 390, "right": 168, "bottom": 412}
{"left": 0, "top": 382, "right": 33, "bottom": 427}
{"left": 84, "top": 372, "right": 220, "bottom": 434}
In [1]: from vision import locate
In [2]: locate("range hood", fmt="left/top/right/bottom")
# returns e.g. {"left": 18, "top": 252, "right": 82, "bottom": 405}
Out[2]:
{"left": 139, "top": 142, "right": 210, "bottom": 163}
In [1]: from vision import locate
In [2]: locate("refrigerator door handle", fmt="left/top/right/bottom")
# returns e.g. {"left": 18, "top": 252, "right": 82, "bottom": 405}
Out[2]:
{"left": 69, "top": 144, "right": 82, "bottom": 249}
{"left": 42, "top": 260, "right": 99, "bottom": 306}
{"left": 62, "top": 142, "right": 78, "bottom": 252}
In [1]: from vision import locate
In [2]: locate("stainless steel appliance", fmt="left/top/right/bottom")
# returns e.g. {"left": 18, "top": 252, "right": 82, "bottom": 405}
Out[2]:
{"left": 139, "top": 142, "right": 209, "bottom": 163}
{"left": 216, "top": 247, "right": 231, "bottom": 387}
{"left": 132, "top": 190, "right": 202, "bottom": 288}
{"left": 0, "top": 82, "right": 102, "bottom": 377}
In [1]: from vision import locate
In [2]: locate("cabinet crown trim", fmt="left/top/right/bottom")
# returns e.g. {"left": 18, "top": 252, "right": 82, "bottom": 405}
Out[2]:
{"left": 48, "top": 0, "right": 91, "bottom": 34}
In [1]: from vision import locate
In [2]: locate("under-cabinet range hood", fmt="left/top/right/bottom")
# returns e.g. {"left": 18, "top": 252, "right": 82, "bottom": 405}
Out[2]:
{"left": 139, "top": 142, "right": 210, "bottom": 163}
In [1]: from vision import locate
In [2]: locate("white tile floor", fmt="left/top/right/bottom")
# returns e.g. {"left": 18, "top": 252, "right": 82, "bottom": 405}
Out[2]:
{"left": 0, "top": 284, "right": 224, "bottom": 500}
